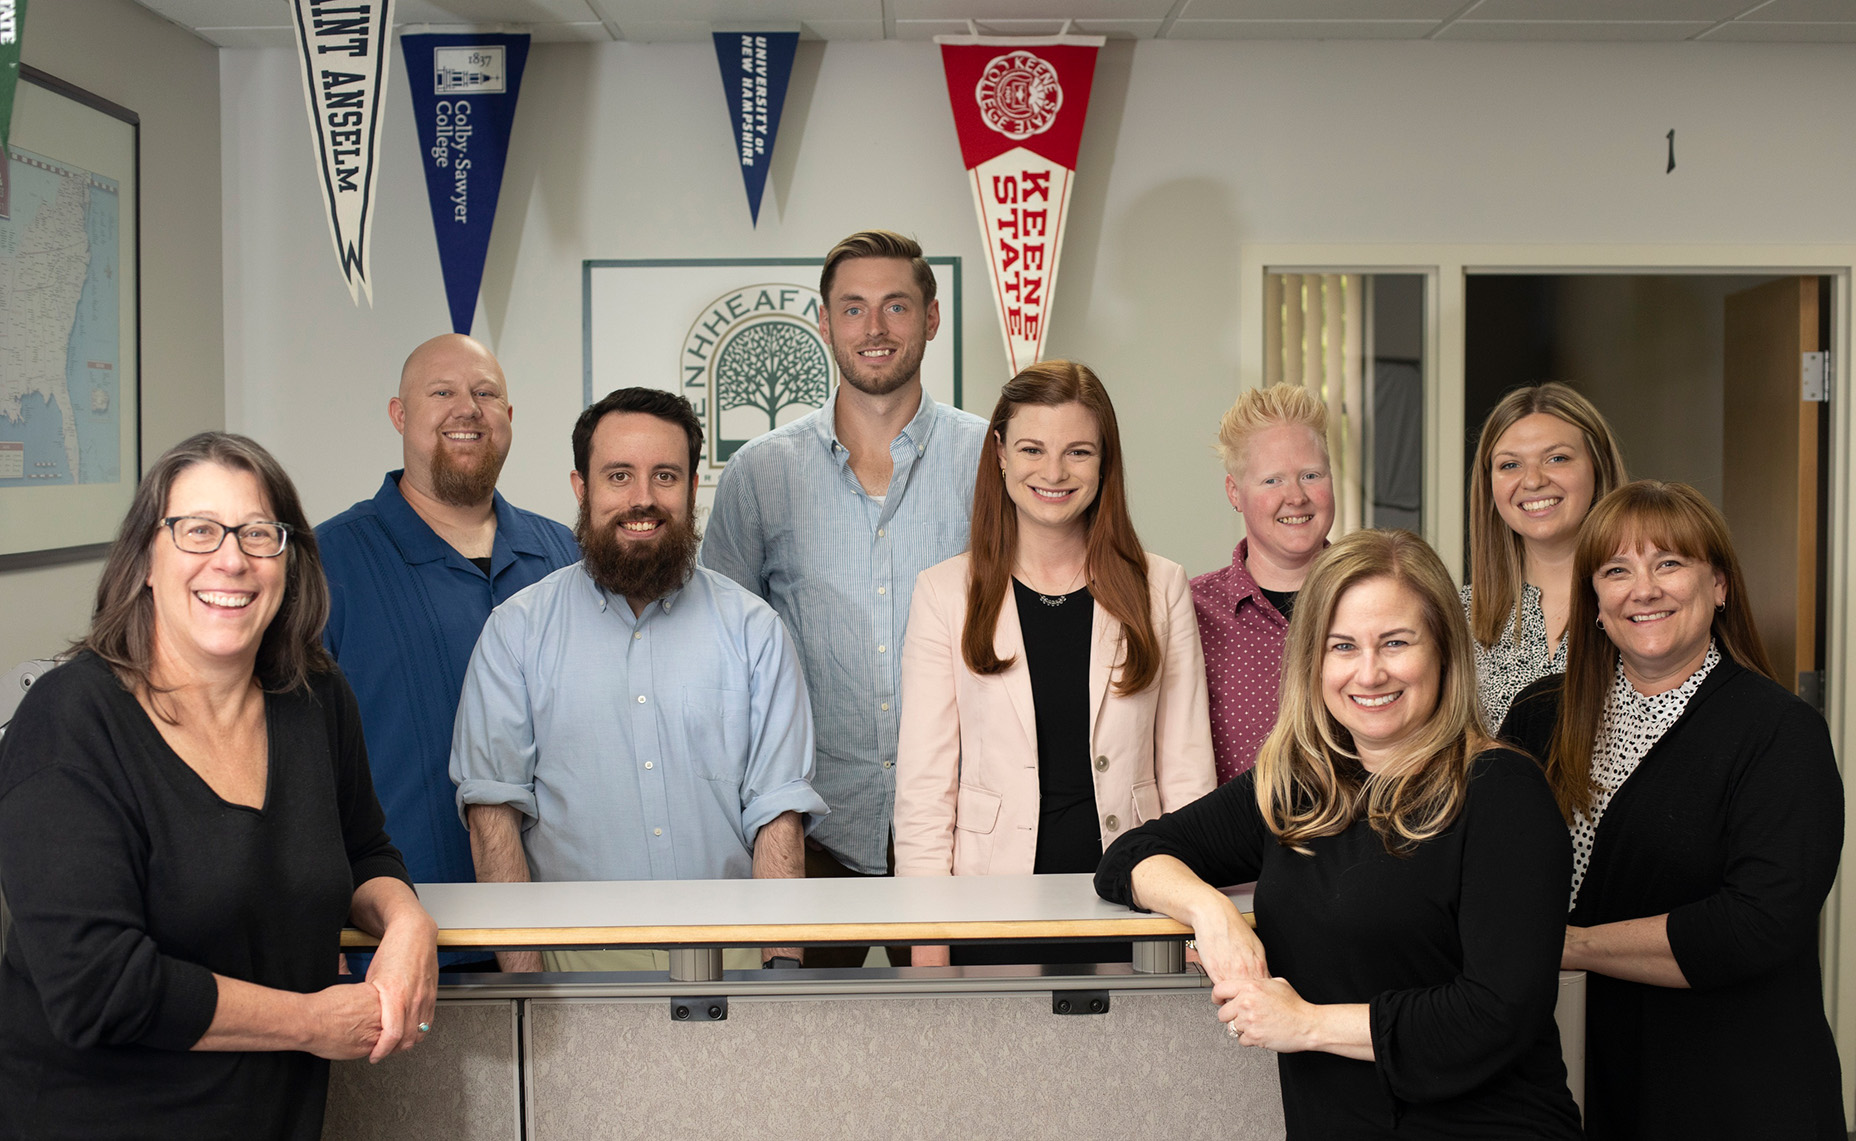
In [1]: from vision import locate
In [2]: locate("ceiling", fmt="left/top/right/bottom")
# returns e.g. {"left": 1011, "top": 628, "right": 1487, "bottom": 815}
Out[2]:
{"left": 134, "top": 0, "right": 1856, "bottom": 50}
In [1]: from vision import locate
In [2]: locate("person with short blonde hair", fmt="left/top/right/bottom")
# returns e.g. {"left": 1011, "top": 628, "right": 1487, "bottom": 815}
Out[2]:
{"left": 1192, "top": 382, "right": 1335, "bottom": 781}
{"left": 1463, "top": 381, "right": 1628, "bottom": 729}
{"left": 1099, "top": 528, "right": 1581, "bottom": 1139}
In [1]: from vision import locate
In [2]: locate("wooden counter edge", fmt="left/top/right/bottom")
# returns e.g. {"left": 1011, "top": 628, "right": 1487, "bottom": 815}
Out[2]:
{"left": 339, "top": 915, "right": 1238, "bottom": 949}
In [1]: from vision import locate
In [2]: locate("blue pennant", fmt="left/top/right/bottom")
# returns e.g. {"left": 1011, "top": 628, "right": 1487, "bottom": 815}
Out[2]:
{"left": 712, "top": 31, "right": 798, "bottom": 227}
{"left": 401, "top": 32, "right": 530, "bottom": 334}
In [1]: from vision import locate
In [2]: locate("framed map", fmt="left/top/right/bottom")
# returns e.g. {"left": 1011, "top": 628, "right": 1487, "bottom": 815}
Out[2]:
{"left": 0, "top": 67, "right": 139, "bottom": 567}
{"left": 583, "top": 258, "right": 961, "bottom": 517}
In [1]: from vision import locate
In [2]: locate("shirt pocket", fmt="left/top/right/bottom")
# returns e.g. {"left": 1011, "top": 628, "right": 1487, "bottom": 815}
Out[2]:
{"left": 955, "top": 783, "right": 1003, "bottom": 835}
{"left": 1131, "top": 780, "right": 1162, "bottom": 825}
{"left": 680, "top": 686, "right": 750, "bottom": 784}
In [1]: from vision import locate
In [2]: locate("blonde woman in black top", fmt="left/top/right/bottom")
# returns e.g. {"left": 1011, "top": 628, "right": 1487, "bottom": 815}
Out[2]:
{"left": 1098, "top": 529, "right": 1579, "bottom": 1140}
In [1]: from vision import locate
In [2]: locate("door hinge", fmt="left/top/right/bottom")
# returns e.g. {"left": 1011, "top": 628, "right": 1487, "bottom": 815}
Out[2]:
{"left": 1802, "top": 352, "right": 1830, "bottom": 403}
{"left": 1799, "top": 670, "right": 1825, "bottom": 714}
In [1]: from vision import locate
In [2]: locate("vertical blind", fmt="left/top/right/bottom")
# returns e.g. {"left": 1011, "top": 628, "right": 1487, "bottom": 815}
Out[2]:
{"left": 1264, "top": 273, "right": 1365, "bottom": 537}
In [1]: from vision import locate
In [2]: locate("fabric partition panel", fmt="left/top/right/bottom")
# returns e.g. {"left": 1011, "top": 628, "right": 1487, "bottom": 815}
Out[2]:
{"left": 289, "top": 0, "right": 394, "bottom": 305}
{"left": 401, "top": 32, "right": 530, "bottom": 335}
{"left": 712, "top": 31, "right": 798, "bottom": 227}
{"left": 935, "top": 32, "right": 1103, "bottom": 376}
{"left": 0, "top": 0, "right": 23, "bottom": 217}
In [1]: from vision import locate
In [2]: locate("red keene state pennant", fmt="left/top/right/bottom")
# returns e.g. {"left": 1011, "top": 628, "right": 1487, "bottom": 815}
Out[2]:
{"left": 936, "top": 32, "right": 1103, "bottom": 375}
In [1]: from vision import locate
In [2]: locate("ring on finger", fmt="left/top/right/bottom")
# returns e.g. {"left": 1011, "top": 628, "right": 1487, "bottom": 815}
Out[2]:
{"left": 417, "top": 1021, "right": 432, "bottom": 1033}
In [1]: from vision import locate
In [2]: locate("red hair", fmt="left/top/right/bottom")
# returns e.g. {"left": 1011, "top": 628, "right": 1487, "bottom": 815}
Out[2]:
{"left": 962, "top": 360, "right": 1160, "bottom": 695}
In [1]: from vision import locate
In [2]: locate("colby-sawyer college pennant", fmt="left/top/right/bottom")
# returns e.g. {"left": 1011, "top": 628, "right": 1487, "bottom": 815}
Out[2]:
{"left": 711, "top": 31, "right": 797, "bottom": 226}
{"left": 289, "top": 0, "right": 394, "bottom": 305}
{"left": 401, "top": 32, "right": 530, "bottom": 334}
{"left": 936, "top": 33, "right": 1102, "bottom": 375}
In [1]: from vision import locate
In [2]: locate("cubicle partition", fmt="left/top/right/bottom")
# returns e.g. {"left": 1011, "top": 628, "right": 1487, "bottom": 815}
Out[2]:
{"left": 323, "top": 874, "right": 1582, "bottom": 1140}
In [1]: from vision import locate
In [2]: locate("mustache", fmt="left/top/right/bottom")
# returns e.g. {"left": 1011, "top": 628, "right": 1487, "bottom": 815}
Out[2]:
{"left": 612, "top": 508, "right": 669, "bottom": 524}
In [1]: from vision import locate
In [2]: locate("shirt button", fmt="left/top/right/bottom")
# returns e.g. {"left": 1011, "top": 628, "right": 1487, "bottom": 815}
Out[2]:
{"left": 884, "top": 761, "right": 894, "bottom": 768}
{"left": 637, "top": 695, "right": 647, "bottom": 704}
{"left": 633, "top": 631, "right": 642, "bottom": 640}
{"left": 1104, "top": 815, "right": 1120, "bottom": 832}
{"left": 877, "top": 644, "right": 887, "bottom": 653}
{"left": 1094, "top": 755, "right": 1109, "bottom": 772}
{"left": 653, "top": 828, "right": 663, "bottom": 837}
{"left": 877, "top": 586, "right": 886, "bottom": 595}
{"left": 876, "top": 528, "right": 885, "bottom": 538}
{"left": 644, "top": 762, "right": 653, "bottom": 770}
{"left": 881, "top": 702, "right": 890, "bottom": 712}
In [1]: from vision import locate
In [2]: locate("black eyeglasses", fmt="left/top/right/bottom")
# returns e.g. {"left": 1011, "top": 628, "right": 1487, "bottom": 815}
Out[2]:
{"left": 160, "top": 516, "right": 292, "bottom": 558}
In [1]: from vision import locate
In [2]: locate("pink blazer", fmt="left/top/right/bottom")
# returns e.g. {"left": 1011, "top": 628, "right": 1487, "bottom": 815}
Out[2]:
{"left": 894, "top": 551, "right": 1216, "bottom": 878}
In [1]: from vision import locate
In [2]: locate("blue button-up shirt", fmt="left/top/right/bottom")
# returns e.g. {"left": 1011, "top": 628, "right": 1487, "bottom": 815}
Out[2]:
{"left": 449, "top": 563, "right": 829, "bottom": 882}
{"left": 700, "top": 388, "right": 987, "bottom": 873}
{"left": 320, "top": 471, "right": 579, "bottom": 887}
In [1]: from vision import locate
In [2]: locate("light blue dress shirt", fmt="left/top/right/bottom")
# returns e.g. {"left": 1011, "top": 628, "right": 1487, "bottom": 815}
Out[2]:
{"left": 449, "top": 562, "right": 828, "bottom": 882}
{"left": 700, "top": 388, "right": 988, "bottom": 874}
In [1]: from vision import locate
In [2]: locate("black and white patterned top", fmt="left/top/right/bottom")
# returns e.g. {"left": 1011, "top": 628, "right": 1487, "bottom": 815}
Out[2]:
{"left": 1567, "top": 641, "right": 1722, "bottom": 909}
{"left": 1462, "top": 582, "right": 1567, "bottom": 733}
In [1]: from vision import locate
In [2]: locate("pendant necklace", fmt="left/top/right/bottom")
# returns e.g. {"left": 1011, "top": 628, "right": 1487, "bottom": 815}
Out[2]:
{"left": 1018, "top": 561, "right": 1087, "bottom": 608}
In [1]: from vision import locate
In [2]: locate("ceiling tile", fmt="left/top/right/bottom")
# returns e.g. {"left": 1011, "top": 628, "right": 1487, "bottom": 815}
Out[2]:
{"left": 1737, "top": 0, "right": 1856, "bottom": 19}
{"left": 1436, "top": 19, "right": 1714, "bottom": 39}
{"left": 528, "top": 20, "right": 614, "bottom": 39}
{"left": 606, "top": 19, "right": 711, "bottom": 40}
{"left": 1466, "top": 0, "right": 1748, "bottom": 18}
{"left": 1179, "top": 0, "right": 1460, "bottom": 19}
{"left": 893, "top": 18, "right": 1161, "bottom": 39}
{"left": 1698, "top": 20, "right": 1856, "bottom": 39}
{"left": 394, "top": 0, "right": 603, "bottom": 23}
{"left": 584, "top": 0, "right": 881, "bottom": 24}
{"left": 797, "top": 19, "right": 886, "bottom": 39}
{"left": 893, "top": 0, "right": 1175, "bottom": 17}
{"left": 133, "top": 0, "right": 290, "bottom": 25}
{"left": 193, "top": 25, "right": 297, "bottom": 47}
{"left": 1167, "top": 18, "right": 1436, "bottom": 38}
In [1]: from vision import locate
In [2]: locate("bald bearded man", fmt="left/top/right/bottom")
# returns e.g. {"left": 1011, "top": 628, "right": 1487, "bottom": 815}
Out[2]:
{"left": 320, "top": 335, "right": 578, "bottom": 968}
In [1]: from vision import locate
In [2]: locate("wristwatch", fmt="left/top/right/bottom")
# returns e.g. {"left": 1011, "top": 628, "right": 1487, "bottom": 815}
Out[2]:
{"left": 763, "top": 955, "right": 802, "bottom": 969}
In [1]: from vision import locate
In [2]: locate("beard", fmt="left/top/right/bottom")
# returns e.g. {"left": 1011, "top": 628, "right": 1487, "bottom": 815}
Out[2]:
{"left": 831, "top": 336, "right": 928, "bottom": 399}
{"left": 429, "top": 439, "right": 507, "bottom": 507}
{"left": 575, "top": 499, "right": 701, "bottom": 604}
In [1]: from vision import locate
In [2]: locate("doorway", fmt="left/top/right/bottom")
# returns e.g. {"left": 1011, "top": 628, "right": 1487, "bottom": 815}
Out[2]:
{"left": 1465, "top": 273, "right": 1833, "bottom": 703}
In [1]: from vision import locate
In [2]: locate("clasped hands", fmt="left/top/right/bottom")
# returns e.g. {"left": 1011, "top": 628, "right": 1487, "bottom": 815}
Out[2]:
{"left": 314, "top": 920, "right": 439, "bottom": 1063}
{"left": 1192, "top": 914, "right": 1317, "bottom": 1053}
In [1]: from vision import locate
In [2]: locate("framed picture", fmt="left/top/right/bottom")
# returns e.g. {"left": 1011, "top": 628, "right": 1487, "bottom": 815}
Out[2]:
{"left": 0, "top": 65, "right": 140, "bottom": 568}
{"left": 583, "top": 257, "right": 962, "bottom": 516}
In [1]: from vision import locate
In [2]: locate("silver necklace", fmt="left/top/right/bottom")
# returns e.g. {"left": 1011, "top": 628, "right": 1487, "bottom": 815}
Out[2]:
{"left": 1017, "top": 562, "right": 1086, "bottom": 608}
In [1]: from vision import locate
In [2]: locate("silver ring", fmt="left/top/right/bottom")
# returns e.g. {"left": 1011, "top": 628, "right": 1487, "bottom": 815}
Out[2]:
{"left": 417, "top": 1021, "right": 432, "bottom": 1033}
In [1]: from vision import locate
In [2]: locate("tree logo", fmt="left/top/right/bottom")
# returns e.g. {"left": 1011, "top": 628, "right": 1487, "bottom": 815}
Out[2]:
{"left": 682, "top": 283, "right": 833, "bottom": 466}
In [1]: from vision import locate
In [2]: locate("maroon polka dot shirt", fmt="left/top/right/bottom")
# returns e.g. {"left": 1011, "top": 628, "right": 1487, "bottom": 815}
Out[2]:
{"left": 1190, "top": 540, "right": 1291, "bottom": 784}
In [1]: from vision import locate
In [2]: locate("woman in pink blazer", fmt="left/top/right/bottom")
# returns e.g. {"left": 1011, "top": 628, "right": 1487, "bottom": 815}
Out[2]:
{"left": 895, "top": 360, "right": 1216, "bottom": 966}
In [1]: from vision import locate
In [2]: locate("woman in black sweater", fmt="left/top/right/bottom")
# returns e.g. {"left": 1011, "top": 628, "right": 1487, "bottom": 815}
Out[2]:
{"left": 1500, "top": 480, "right": 1845, "bottom": 1139}
{"left": 1098, "top": 529, "right": 1581, "bottom": 1140}
{"left": 0, "top": 433, "right": 438, "bottom": 1140}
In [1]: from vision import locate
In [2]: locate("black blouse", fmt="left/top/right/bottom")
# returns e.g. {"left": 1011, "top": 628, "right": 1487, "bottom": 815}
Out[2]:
{"left": 1097, "top": 750, "right": 1581, "bottom": 1139}
{"left": 0, "top": 653, "right": 410, "bottom": 1141}
{"left": 1502, "top": 659, "right": 1846, "bottom": 1140}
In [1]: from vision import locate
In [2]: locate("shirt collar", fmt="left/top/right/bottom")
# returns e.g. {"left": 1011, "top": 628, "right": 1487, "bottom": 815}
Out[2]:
{"left": 578, "top": 559, "right": 696, "bottom": 618}
{"left": 370, "top": 470, "right": 551, "bottom": 567}
{"left": 816, "top": 386, "right": 940, "bottom": 464}
{"left": 1220, "top": 540, "right": 1277, "bottom": 612}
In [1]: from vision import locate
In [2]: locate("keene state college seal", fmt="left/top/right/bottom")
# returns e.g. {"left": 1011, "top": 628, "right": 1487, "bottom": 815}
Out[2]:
{"left": 974, "top": 51, "right": 1063, "bottom": 141}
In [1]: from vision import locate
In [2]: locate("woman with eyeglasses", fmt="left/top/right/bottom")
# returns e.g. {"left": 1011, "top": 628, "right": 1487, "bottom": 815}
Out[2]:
{"left": 0, "top": 433, "right": 437, "bottom": 1140}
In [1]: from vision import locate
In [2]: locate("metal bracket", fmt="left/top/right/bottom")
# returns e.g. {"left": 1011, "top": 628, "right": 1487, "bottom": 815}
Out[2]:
{"left": 1802, "top": 351, "right": 1830, "bottom": 402}
{"left": 669, "top": 997, "right": 728, "bottom": 1022}
{"left": 1051, "top": 990, "right": 1110, "bottom": 1016}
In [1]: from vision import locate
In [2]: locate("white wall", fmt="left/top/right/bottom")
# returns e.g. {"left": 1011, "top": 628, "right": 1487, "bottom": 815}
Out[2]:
{"left": 222, "top": 38, "right": 1856, "bottom": 579}
{"left": 4, "top": 0, "right": 222, "bottom": 671}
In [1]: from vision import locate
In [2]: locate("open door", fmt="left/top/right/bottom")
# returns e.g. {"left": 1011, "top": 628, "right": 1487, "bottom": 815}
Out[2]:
{"left": 1722, "top": 278, "right": 1824, "bottom": 699}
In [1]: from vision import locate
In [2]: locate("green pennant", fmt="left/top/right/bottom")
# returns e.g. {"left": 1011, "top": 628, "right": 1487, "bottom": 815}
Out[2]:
{"left": 0, "top": 0, "right": 24, "bottom": 215}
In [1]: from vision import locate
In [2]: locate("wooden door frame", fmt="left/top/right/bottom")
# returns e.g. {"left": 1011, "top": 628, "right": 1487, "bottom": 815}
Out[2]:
{"left": 1241, "top": 243, "right": 1856, "bottom": 1115}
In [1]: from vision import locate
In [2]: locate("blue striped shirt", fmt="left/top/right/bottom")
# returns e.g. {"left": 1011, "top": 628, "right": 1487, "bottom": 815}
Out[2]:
{"left": 700, "top": 389, "right": 987, "bottom": 873}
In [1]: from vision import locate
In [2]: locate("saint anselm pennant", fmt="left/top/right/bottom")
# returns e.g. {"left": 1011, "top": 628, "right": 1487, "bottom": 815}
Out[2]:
{"left": 289, "top": 0, "right": 393, "bottom": 304}
{"left": 936, "top": 33, "right": 1102, "bottom": 374}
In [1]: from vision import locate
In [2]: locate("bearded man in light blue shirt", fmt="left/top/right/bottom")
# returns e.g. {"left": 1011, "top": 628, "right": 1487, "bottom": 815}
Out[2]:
{"left": 700, "top": 231, "right": 986, "bottom": 967}
{"left": 453, "top": 387, "right": 827, "bottom": 972}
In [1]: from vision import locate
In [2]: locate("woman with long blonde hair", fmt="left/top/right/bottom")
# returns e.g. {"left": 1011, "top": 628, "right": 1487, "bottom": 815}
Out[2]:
{"left": 1465, "top": 382, "right": 1627, "bottom": 729}
{"left": 895, "top": 360, "right": 1214, "bottom": 967}
{"left": 1099, "top": 529, "right": 1580, "bottom": 1139}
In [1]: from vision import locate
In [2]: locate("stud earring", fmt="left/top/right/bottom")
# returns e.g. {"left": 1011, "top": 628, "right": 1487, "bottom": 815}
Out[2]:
{"left": 1596, "top": 617, "right": 1605, "bottom": 630}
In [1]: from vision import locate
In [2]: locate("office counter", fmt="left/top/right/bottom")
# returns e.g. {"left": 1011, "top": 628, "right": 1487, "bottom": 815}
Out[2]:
{"left": 324, "top": 874, "right": 1581, "bottom": 1140}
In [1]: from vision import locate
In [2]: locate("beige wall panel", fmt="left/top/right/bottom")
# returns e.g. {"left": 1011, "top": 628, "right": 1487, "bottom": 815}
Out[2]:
{"left": 324, "top": 1000, "right": 521, "bottom": 1141}
{"left": 527, "top": 993, "right": 1284, "bottom": 1139}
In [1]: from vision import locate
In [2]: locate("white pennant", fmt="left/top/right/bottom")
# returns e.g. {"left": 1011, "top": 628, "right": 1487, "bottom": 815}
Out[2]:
{"left": 288, "top": 0, "right": 394, "bottom": 305}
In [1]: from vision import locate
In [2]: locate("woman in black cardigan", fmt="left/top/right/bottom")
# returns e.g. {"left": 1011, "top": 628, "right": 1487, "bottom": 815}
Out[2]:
{"left": 1501, "top": 480, "right": 1844, "bottom": 1140}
